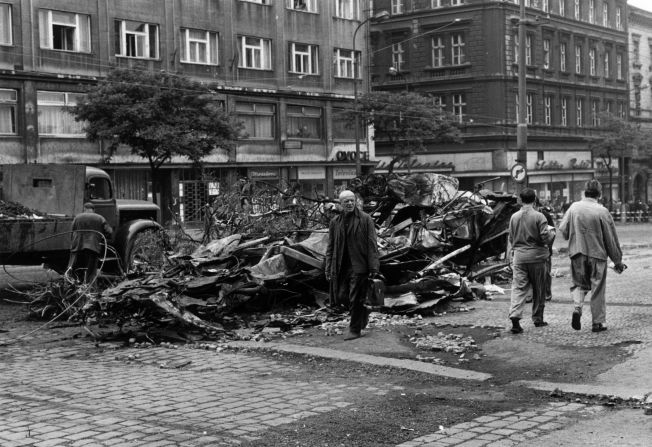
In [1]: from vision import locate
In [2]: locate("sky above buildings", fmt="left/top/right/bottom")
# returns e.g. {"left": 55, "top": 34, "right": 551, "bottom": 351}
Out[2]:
{"left": 629, "top": 0, "right": 652, "bottom": 13}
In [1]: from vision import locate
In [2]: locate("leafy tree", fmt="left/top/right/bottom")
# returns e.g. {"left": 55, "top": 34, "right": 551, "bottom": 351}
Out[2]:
{"left": 589, "top": 113, "right": 652, "bottom": 205}
{"left": 350, "top": 91, "right": 463, "bottom": 172}
{"left": 72, "top": 68, "right": 242, "bottom": 204}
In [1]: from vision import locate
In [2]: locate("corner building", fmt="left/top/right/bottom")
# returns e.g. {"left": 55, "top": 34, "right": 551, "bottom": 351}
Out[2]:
{"left": 0, "top": 0, "right": 375, "bottom": 223}
{"left": 371, "top": 0, "right": 629, "bottom": 209}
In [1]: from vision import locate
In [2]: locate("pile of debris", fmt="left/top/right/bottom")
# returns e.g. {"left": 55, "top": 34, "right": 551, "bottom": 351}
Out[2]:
{"left": 73, "top": 173, "right": 517, "bottom": 341}
{"left": 0, "top": 199, "right": 46, "bottom": 219}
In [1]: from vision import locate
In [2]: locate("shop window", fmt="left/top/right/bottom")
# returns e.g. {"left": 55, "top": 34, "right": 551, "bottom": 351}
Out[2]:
{"left": 287, "top": 105, "right": 322, "bottom": 139}
{"left": 236, "top": 102, "right": 276, "bottom": 139}
{"left": 37, "top": 91, "right": 86, "bottom": 136}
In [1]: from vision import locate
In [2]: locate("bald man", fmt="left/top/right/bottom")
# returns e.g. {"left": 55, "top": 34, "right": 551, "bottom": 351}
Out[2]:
{"left": 325, "top": 190, "right": 380, "bottom": 340}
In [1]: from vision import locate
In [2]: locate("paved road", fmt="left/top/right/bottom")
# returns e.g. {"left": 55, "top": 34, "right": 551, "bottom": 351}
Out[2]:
{"left": 1, "top": 223, "right": 651, "bottom": 446}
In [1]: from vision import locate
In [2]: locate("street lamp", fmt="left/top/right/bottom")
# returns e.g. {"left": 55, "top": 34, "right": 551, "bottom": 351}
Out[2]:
{"left": 353, "top": 10, "right": 390, "bottom": 177}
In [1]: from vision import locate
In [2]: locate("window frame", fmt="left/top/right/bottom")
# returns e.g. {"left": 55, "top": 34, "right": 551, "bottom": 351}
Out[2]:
{"left": 603, "top": 2, "right": 608, "bottom": 27}
{"left": 452, "top": 93, "right": 465, "bottom": 123}
{"left": 0, "top": 3, "right": 12, "bottom": 46}
{"left": 559, "top": 0, "right": 565, "bottom": 17}
{"left": 335, "top": 0, "right": 359, "bottom": 20}
{"left": 115, "top": 19, "right": 159, "bottom": 59}
{"left": 589, "top": 47, "right": 596, "bottom": 76}
{"left": 239, "top": 35, "right": 272, "bottom": 70}
{"left": 392, "top": 42, "right": 405, "bottom": 71}
{"left": 451, "top": 33, "right": 465, "bottom": 66}
{"left": 431, "top": 36, "right": 444, "bottom": 67}
{"left": 286, "top": 104, "right": 323, "bottom": 140}
{"left": 235, "top": 101, "right": 277, "bottom": 140}
{"left": 525, "top": 34, "right": 532, "bottom": 66}
{"left": 604, "top": 50, "right": 610, "bottom": 78}
{"left": 543, "top": 38, "right": 550, "bottom": 69}
{"left": 574, "top": 0, "right": 580, "bottom": 21}
{"left": 588, "top": 0, "right": 595, "bottom": 24}
{"left": 289, "top": 42, "right": 319, "bottom": 75}
{"left": 616, "top": 52, "right": 623, "bottom": 80}
{"left": 37, "top": 90, "right": 86, "bottom": 137}
{"left": 391, "top": 0, "right": 404, "bottom": 15}
{"left": 575, "top": 44, "right": 582, "bottom": 74}
{"left": 285, "top": 0, "right": 318, "bottom": 12}
{"left": 39, "top": 9, "right": 91, "bottom": 53}
{"left": 591, "top": 99, "right": 599, "bottom": 126}
{"left": 561, "top": 97, "right": 568, "bottom": 126}
{"left": 180, "top": 28, "right": 219, "bottom": 66}
{"left": 560, "top": 42, "right": 567, "bottom": 72}
{"left": 544, "top": 95, "right": 552, "bottom": 126}
{"left": 334, "top": 48, "right": 358, "bottom": 79}
{"left": 615, "top": 7, "right": 621, "bottom": 30}
{"left": 0, "top": 88, "right": 17, "bottom": 135}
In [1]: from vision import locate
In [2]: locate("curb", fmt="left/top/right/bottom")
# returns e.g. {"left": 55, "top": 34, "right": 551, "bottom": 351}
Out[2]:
{"left": 226, "top": 341, "right": 493, "bottom": 382}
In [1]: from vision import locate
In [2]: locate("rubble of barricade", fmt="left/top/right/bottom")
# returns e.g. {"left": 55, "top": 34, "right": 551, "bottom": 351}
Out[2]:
{"left": 68, "top": 173, "right": 518, "bottom": 342}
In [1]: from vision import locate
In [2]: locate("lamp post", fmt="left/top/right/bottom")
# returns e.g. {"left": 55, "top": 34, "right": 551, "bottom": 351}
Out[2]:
{"left": 516, "top": 0, "right": 527, "bottom": 189}
{"left": 353, "top": 10, "right": 390, "bottom": 177}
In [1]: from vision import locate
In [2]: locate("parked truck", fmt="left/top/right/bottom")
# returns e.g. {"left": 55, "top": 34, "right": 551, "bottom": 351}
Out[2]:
{"left": 0, "top": 164, "right": 163, "bottom": 273}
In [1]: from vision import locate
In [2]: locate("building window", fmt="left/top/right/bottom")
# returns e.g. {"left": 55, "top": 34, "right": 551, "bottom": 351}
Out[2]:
{"left": 615, "top": 7, "right": 621, "bottom": 30}
{"left": 431, "top": 0, "right": 443, "bottom": 7}
{"left": 180, "top": 29, "right": 218, "bottom": 65}
{"left": 602, "top": 2, "right": 608, "bottom": 27}
{"left": 451, "top": 0, "right": 464, "bottom": 5}
{"left": 575, "top": 44, "right": 582, "bottom": 74}
{"left": 576, "top": 98, "right": 583, "bottom": 127}
{"left": 574, "top": 0, "right": 580, "bottom": 20}
{"left": 115, "top": 20, "right": 158, "bottom": 59}
{"left": 604, "top": 51, "right": 610, "bottom": 77}
{"left": 616, "top": 53, "right": 623, "bottom": 80}
{"left": 514, "top": 32, "right": 519, "bottom": 64}
{"left": 452, "top": 93, "right": 465, "bottom": 122}
{"left": 0, "top": 4, "right": 11, "bottom": 45}
{"left": 391, "top": 0, "right": 403, "bottom": 14}
{"left": 236, "top": 102, "right": 276, "bottom": 139}
{"left": 543, "top": 39, "right": 550, "bottom": 69}
{"left": 39, "top": 9, "right": 91, "bottom": 52}
{"left": 0, "top": 88, "right": 16, "bottom": 134}
{"left": 241, "top": 0, "right": 272, "bottom": 4}
{"left": 542, "top": 0, "right": 549, "bottom": 13}
{"left": 287, "top": 105, "right": 322, "bottom": 139}
{"left": 335, "top": 0, "right": 359, "bottom": 20}
{"left": 37, "top": 91, "right": 85, "bottom": 136}
{"left": 588, "top": 0, "right": 595, "bottom": 24}
{"left": 591, "top": 99, "right": 599, "bottom": 126}
{"left": 392, "top": 42, "right": 405, "bottom": 71}
{"left": 451, "top": 33, "right": 465, "bottom": 65}
{"left": 589, "top": 48, "right": 596, "bottom": 76}
{"left": 334, "top": 48, "right": 358, "bottom": 78}
{"left": 431, "top": 36, "right": 444, "bottom": 67}
{"left": 633, "top": 37, "right": 640, "bottom": 66}
{"left": 559, "top": 0, "right": 565, "bottom": 17}
{"left": 561, "top": 97, "right": 568, "bottom": 126}
{"left": 286, "top": 0, "right": 317, "bottom": 12}
{"left": 560, "top": 42, "right": 567, "bottom": 71}
{"left": 544, "top": 95, "right": 552, "bottom": 126}
{"left": 238, "top": 36, "right": 272, "bottom": 70}
{"left": 605, "top": 101, "right": 612, "bottom": 114}
{"left": 433, "top": 95, "right": 446, "bottom": 113}
{"left": 525, "top": 34, "right": 532, "bottom": 65}
{"left": 527, "top": 93, "right": 533, "bottom": 124}
{"left": 618, "top": 101, "right": 625, "bottom": 118}
{"left": 289, "top": 43, "right": 318, "bottom": 74}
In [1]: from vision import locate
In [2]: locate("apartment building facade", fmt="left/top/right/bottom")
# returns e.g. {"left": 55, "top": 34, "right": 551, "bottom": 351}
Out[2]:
{"left": 371, "top": 0, "right": 629, "bottom": 207}
{"left": 0, "top": 0, "right": 374, "bottom": 223}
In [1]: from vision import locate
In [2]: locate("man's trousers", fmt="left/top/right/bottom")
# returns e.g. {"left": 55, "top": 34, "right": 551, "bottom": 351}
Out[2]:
{"left": 509, "top": 261, "right": 547, "bottom": 324}
{"left": 570, "top": 254, "right": 608, "bottom": 325}
{"left": 336, "top": 269, "right": 368, "bottom": 333}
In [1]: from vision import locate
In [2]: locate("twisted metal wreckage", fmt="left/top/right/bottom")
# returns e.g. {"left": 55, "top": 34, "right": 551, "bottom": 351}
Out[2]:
{"left": 8, "top": 173, "right": 520, "bottom": 340}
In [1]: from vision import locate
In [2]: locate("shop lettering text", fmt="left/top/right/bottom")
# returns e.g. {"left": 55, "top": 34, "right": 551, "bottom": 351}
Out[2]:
{"left": 534, "top": 159, "right": 592, "bottom": 170}
{"left": 333, "top": 151, "right": 369, "bottom": 162}
{"left": 375, "top": 159, "right": 455, "bottom": 171}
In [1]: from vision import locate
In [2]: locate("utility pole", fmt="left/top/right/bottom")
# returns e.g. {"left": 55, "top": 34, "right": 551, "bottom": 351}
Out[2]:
{"left": 516, "top": 0, "right": 528, "bottom": 191}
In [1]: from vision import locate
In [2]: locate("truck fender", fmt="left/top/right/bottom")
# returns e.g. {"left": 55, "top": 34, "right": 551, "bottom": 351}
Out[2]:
{"left": 113, "top": 220, "right": 164, "bottom": 264}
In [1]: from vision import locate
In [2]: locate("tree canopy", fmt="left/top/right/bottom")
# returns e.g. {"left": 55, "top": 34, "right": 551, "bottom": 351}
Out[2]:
{"left": 351, "top": 91, "right": 463, "bottom": 172}
{"left": 73, "top": 68, "right": 242, "bottom": 202}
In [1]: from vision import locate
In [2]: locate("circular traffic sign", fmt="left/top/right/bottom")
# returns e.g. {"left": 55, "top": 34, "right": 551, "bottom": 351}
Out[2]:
{"left": 510, "top": 163, "right": 527, "bottom": 183}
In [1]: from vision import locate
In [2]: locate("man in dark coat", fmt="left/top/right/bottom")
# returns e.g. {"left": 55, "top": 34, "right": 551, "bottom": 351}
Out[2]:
{"left": 67, "top": 202, "right": 113, "bottom": 284}
{"left": 325, "top": 190, "right": 380, "bottom": 340}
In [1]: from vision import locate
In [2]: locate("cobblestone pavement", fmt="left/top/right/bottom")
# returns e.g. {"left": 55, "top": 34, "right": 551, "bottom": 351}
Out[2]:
{"left": 396, "top": 402, "right": 602, "bottom": 447}
{"left": 0, "top": 344, "right": 395, "bottom": 446}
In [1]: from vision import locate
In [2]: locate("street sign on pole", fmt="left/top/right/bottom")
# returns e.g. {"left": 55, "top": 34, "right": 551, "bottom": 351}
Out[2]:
{"left": 510, "top": 162, "right": 527, "bottom": 184}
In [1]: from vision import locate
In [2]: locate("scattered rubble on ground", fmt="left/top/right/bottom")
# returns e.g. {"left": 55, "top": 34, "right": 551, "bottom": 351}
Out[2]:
{"left": 0, "top": 199, "right": 47, "bottom": 219}
{"left": 18, "top": 173, "right": 516, "bottom": 343}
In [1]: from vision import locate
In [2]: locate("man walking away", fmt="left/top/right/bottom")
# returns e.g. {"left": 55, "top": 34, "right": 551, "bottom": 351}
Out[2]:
{"left": 559, "top": 179, "right": 626, "bottom": 333}
{"left": 67, "top": 202, "right": 113, "bottom": 284}
{"left": 508, "top": 188, "right": 556, "bottom": 334}
{"left": 325, "top": 190, "right": 380, "bottom": 341}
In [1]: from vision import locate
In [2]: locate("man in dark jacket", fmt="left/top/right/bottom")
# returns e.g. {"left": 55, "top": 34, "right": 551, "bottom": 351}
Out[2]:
{"left": 325, "top": 190, "right": 380, "bottom": 340}
{"left": 67, "top": 202, "right": 113, "bottom": 284}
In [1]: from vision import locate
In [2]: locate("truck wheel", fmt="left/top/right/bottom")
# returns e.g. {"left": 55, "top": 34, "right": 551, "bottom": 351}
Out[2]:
{"left": 126, "top": 229, "right": 167, "bottom": 274}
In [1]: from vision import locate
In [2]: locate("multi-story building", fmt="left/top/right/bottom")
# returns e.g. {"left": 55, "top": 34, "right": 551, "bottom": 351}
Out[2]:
{"left": 371, "top": 0, "right": 629, "bottom": 208}
{"left": 0, "top": 0, "right": 374, "bottom": 223}
{"left": 628, "top": 5, "right": 652, "bottom": 202}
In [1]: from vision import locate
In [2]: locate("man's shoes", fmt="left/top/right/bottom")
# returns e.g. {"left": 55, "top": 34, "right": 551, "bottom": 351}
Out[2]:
{"left": 525, "top": 298, "right": 532, "bottom": 303}
{"left": 546, "top": 296, "right": 552, "bottom": 301}
{"left": 510, "top": 317, "right": 523, "bottom": 334}
{"left": 534, "top": 321, "right": 549, "bottom": 327}
{"left": 344, "top": 330, "right": 361, "bottom": 341}
{"left": 592, "top": 323, "right": 608, "bottom": 333}
{"left": 362, "top": 307, "right": 371, "bottom": 329}
{"left": 571, "top": 311, "right": 581, "bottom": 331}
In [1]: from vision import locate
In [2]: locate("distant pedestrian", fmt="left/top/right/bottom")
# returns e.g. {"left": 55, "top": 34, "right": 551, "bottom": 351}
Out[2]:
{"left": 67, "top": 202, "right": 113, "bottom": 284}
{"left": 559, "top": 179, "right": 626, "bottom": 333}
{"left": 508, "top": 189, "right": 556, "bottom": 334}
{"left": 325, "top": 190, "right": 380, "bottom": 341}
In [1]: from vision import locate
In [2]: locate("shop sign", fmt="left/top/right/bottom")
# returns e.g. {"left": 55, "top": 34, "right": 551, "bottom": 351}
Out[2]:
{"left": 298, "top": 166, "right": 326, "bottom": 180}
{"left": 534, "top": 159, "right": 592, "bottom": 170}
{"left": 249, "top": 168, "right": 279, "bottom": 179}
{"left": 375, "top": 159, "right": 454, "bottom": 172}
{"left": 333, "top": 167, "right": 357, "bottom": 180}
{"left": 332, "top": 151, "right": 369, "bottom": 162}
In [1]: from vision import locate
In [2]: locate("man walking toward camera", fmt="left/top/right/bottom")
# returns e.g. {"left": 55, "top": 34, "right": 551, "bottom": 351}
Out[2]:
{"left": 325, "top": 190, "right": 380, "bottom": 341}
{"left": 508, "top": 188, "right": 556, "bottom": 334}
{"left": 559, "top": 179, "right": 625, "bottom": 333}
